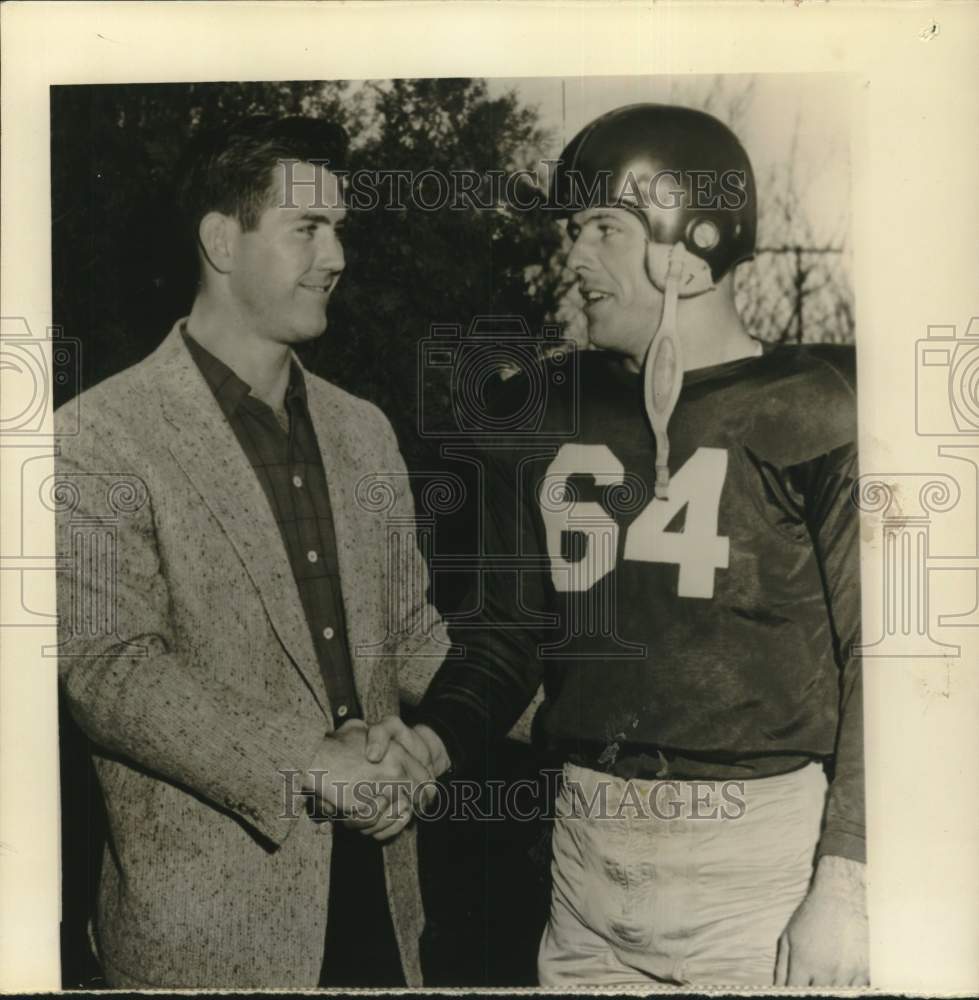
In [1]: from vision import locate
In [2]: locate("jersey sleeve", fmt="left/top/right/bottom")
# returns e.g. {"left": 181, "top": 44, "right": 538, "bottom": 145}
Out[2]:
{"left": 415, "top": 441, "right": 551, "bottom": 775}
{"left": 790, "top": 440, "right": 865, "bottom": 863}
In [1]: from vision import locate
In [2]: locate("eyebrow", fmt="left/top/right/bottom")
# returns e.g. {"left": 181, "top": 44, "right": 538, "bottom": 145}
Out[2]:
{"left": 579, "top": 209, "right": 624, "bottom": 222}
{"left": 297, "top": 211, "right": 346, "bottom": 224}
{"left": 568, "top": 210, "right": 621, "bottom": 231}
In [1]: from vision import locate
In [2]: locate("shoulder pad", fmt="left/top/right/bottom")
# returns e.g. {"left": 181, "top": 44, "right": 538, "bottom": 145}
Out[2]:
{"left": 742, "top": 344, "right": 857, "bottom": 467}
{"left": 802, "top": 342, "right": 857, "bottom": 392}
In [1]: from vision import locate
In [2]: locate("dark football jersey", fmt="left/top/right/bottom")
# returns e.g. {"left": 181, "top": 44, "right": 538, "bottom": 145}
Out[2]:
{"left": 419, "top": 343, "right": 864, "bottom": 862}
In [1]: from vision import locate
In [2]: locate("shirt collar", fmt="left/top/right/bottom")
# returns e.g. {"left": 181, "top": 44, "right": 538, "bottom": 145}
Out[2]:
{"left": 182, "top": 327, "right": 308, "bottom": 419}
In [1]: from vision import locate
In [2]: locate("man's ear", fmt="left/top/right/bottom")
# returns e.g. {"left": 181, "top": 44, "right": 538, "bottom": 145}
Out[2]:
{"left": 197, "top": 212, "right": 238, "bottom": 275}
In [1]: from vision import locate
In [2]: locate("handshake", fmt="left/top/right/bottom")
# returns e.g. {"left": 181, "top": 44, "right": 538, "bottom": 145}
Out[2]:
{"left": 303, "top": 716, "right": 451, "bottom": 842}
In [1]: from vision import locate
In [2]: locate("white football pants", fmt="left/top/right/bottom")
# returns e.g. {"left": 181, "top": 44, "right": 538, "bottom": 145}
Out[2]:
{"left": 538, "top": 760, "right": 827, "bottom": 987}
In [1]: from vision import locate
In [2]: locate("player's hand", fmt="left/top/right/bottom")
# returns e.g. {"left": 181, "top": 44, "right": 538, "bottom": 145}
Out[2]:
{"left": 365, "top": 717, "right": 449, "bottom": 807}
{"left": 365, "top": 715, "right": 432, "bottom": 768}
{"left": 337, "top": 718, "right": 419, "bottom": 841}
{"left": 774, "top": 855, "right": 869, "bottom": 986}
{"left": 339, "top": 787, "right": 414, "bottom": 842}
{"left": 304, "top": 719, "right": 433, "bottom": 841}
{"left": 342, "top": 716, "right": 438, "bottom": 841}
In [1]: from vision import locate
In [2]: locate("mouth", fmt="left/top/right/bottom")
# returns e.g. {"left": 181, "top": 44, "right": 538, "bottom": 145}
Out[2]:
{"left": 299, "top": 277, "right": 339, "bottom": 297}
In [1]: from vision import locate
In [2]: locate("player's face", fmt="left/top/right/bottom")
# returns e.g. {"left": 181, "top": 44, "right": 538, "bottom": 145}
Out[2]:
{"left": 228, "top": 162, "right": 346, "bottom": 346}
{"left": 566, "top": 207, "right": 661, "bottom": 364}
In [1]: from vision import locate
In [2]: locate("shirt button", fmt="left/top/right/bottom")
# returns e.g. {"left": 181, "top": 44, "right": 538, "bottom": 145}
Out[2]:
{"left": 337, "top": 705, "right": 348, "bottom": 718}
{"left": 322, "top": 626, "right": 335, "bottom": 640}
{"left": 292, "top": 475, "right": 303, "bottom": 488}
{"left": 307, "top": 550, "right": 318, "bottom": 563}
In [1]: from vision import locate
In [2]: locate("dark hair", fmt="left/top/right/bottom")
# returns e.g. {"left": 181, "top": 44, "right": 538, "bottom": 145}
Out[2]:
{"left": 173, "top": 115, "right": 349, "bottom": 243}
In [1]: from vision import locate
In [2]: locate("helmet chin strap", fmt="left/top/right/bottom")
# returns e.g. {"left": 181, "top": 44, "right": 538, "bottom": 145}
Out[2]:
{"left": 642, "top": 241, "right": 714, "bottom": 499}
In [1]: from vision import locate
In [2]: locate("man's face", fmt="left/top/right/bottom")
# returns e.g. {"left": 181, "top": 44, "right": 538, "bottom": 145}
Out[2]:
{"left": 566, "top": 207, "right": 661, "bottom": 362}
{"left": 228, "top": 161, "right": 346, "bottom": 345}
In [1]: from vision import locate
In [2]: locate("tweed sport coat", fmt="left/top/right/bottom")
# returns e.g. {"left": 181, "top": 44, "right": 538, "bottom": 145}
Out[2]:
{"left": 54, "top": 322, "right": 452, "bottom": 988}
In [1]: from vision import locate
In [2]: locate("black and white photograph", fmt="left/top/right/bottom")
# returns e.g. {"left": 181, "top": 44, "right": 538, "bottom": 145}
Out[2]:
{"left": 47, "top": 71, "right": 866, "bottom": 990}
{"left": 1, "top": 3, "right": 978, "bottom": 996}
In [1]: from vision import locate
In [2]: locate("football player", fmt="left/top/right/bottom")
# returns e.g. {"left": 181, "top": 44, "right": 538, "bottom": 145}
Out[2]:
{"left": 371, "top": 103, "right": 867, "bottom": 987}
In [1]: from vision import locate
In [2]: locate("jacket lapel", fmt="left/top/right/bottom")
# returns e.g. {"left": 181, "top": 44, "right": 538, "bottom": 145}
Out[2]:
{"left": 149, "top": 326, "right": 329, "bottom": 716}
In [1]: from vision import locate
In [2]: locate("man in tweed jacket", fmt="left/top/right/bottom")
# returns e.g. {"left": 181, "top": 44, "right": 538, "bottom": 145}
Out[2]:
{"left": 55, "top": 116, "right": 450, "bottom": 988}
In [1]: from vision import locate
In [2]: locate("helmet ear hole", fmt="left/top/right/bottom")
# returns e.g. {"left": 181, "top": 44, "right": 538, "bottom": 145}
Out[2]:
{"left": 688, "top": 218, "right": 720, "bottom": 251}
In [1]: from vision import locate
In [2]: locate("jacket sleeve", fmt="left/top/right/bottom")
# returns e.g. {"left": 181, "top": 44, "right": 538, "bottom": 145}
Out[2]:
{"left": 797, "top": 441, "right": 866, "bottom": 863}
{"left": 55, "top": 417, "right": 324, "bottom": 847}
{"left": 413, "top": 442, "right": 549, "bottom": 774}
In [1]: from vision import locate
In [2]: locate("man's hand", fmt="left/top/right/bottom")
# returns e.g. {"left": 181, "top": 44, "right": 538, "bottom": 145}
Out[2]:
{"left": 303, "top": 719, "right": 434, "bottom": 842}
{"left": 340, "top": 717, "right": 449, "bottom": 841}
{"left": 775, "top": 855, "right": 869, "bottom": 986}
{"left": 343, "top": 717, "right": 451, "bottom": 840}
{"left": 366, "top": 717, "right": 451, "bottom": 783}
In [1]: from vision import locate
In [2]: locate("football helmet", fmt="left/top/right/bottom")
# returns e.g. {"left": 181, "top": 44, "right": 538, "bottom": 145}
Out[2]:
{"left": 548, "top": 103, "right": 756, "bottom": 285}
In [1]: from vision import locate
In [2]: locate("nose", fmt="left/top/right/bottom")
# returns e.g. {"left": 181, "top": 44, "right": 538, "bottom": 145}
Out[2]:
{"left": 566, "top": 231, "right": 594, "bottom": 275}
{"left": 315, "top": 227, "right": 345, "bottom": 273}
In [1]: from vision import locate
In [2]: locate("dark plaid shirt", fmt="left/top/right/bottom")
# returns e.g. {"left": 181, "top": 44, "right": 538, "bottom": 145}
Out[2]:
{"left": 183, "top": 330, "right": 360, "bottom": 726}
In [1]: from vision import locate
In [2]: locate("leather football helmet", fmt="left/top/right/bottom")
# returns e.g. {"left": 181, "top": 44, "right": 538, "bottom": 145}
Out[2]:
{"left": 548, "top": 103, "right": 757, "bottom": 283}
